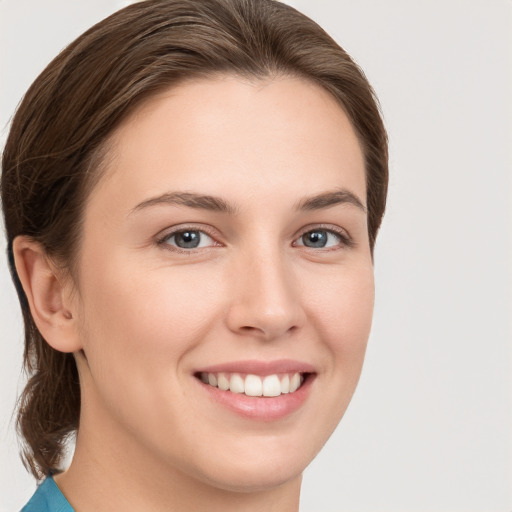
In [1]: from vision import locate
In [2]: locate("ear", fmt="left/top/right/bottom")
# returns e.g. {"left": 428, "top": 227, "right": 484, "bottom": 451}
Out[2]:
{"left": 12, "top": 236, "right": 83, "bottom": 353}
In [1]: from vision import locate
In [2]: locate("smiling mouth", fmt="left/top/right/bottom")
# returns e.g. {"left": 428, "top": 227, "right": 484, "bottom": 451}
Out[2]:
{"left": 195, "top": 372, "right": 309, "bottom": 397}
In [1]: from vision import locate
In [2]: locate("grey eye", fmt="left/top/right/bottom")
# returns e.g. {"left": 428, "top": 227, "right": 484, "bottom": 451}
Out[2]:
{"left": 174, "top": 231, "right": 200, "bottom": 248}
{"left": 297, "top": 230, "right": 341, "bottom": 248}
{"left": 164, "top": 230, "right": 214, "bottom": 249}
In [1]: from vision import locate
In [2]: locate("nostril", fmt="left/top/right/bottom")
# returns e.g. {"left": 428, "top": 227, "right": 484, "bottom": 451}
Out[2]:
{"left": 237, "top": 323, "right": 300, "bottom": 339}
{"left": 240, "top": 325, "right": 258, "bottom": 332}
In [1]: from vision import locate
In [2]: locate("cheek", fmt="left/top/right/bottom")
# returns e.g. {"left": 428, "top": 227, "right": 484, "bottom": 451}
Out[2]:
{"left": 79, "top": 262, "right": 224, "bottom": 360}
{"left": 74, "top": 262, "right": 227, "bottom": 440}
{"left": 309, "top": 261, "right": 374, "bottom": 370}
{"left": 75, "top": 251, "right": 248, "bottom": 416}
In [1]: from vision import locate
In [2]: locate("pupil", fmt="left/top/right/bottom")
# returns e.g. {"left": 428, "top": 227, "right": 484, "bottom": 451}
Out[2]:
{"left": 175, "top": 231, "right": 200, "bottom": 248}
{"left": 303, "top": 231, "right": 327, "bottom": 248}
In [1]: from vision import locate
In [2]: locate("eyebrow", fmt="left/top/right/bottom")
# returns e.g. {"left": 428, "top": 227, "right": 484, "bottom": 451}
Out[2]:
{"left": 295, "top": 188, "right": 366, "bottom": 213}
{"left": 131, "top": 192, "right": 238, "bottom": 215}
{"left": 130, "top": 188, "right": 366, "bottom": 215}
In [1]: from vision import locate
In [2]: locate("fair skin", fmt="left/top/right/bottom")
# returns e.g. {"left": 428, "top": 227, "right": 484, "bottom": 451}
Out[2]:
{"left": 14, "top": 75, "right": 373, "bottom": 512}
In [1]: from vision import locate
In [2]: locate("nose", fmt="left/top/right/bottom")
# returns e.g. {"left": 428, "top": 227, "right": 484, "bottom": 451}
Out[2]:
{"left": 225, "top": 248, "right": 306, "bottom": 341}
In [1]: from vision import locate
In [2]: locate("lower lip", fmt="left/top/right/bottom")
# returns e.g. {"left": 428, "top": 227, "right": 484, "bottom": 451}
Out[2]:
{"left": 196, "top": 375, "right": 315, "bottom": 421}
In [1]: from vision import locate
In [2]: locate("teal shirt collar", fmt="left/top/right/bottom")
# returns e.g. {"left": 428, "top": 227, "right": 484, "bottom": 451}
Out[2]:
{"left": 21, "top": 475, "right": 74, "bottom": 512}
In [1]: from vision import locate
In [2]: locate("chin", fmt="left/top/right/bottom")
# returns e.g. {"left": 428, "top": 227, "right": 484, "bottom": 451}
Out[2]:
{"left": 169, "top": 430, "right": 319, "bottom": 494}
{"left": 196, "top": 458, "right": 305, "bottom": 494}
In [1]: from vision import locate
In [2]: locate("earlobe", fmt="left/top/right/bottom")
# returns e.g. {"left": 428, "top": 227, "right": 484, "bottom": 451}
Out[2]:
{"left": 12, "top": 236, "right": 83, "bottom": 353}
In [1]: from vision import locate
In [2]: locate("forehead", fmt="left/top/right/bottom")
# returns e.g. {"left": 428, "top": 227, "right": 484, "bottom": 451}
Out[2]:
{"left": 89, "top": 75, "right": 366, "bottom": 214}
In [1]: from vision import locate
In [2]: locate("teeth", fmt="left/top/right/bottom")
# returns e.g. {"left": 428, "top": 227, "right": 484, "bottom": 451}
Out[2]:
{"left": 245, "top": 374, "right": 263, "bottom": 396}
{"left": 229, "top": 373, "right": 245, "bottom": 394}
{"left": 290, "top": 373, "right": 301, "bottom": 393}
{"left": 217, "top": 372, "right": 230, "bottom": 391}
{"left": 280, "top": 374, "right": 290, "bottom": 394}
{"left": 262, "top": 374, "right": 281, "bottom": 397}
{"left": 200, "top": 371, "right": 305, "bottom": 397}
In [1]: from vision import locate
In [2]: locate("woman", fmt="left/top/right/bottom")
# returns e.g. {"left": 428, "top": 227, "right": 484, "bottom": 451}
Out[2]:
{"left": 1, "top": 0, "right": 388, "bottom": 510}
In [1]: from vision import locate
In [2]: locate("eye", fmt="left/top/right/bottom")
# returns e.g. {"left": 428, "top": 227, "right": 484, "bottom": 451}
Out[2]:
{"left": 159, "top": 229, "right": 217, "bottom": 250}
{"left": 294, "top": 228, "right": 348, "bottom": 249}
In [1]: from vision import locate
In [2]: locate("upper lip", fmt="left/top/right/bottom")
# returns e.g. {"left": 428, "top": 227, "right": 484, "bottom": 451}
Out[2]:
{"left": 195, "top": 359, "right": 316, "bottom": 376}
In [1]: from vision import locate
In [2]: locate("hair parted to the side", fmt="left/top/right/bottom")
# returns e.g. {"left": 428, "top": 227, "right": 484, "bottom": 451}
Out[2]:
{"left": 1, "top": 0, "right": 388, "bottom": 479}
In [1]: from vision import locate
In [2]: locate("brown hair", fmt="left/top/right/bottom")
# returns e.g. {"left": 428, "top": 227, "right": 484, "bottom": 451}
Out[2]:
{"left": 1, "top": 0, "right": 388, "bottom": 478}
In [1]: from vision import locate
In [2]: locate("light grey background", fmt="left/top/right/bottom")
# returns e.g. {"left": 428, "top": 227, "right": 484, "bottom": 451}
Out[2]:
{"left": 1, "top": 1, "right": 511, "bottom": 511}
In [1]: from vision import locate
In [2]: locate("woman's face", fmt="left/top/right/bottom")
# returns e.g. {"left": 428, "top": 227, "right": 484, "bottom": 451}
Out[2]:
{"left": 71, "top": 75, "right": 374, "bottom": 491}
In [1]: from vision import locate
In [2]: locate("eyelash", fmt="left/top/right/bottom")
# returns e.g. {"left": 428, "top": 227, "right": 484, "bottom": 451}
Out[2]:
{"left": 156, "top": 224, "right": 353, "bottom": 253}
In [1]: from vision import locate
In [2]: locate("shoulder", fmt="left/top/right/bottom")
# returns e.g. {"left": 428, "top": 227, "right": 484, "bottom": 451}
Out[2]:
{"left": 20, "top": 476, "right": 74, "bottom": 512}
